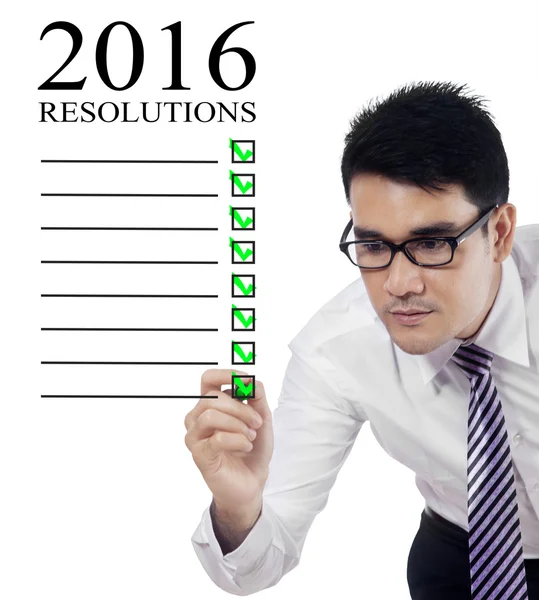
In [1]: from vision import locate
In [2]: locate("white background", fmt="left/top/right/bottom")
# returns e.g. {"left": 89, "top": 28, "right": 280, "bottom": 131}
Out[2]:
{"left": 2, "top": 0, "right": 538, "bottom": 598}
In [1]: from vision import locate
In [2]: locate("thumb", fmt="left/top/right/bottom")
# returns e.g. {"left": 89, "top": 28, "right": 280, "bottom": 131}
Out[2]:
{"left": 241, "top": 379, "right": 271, "bottom": 422}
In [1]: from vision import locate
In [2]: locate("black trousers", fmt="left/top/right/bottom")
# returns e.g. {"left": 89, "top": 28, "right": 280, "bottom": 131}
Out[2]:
{"left": 407, "top": 507, "right": 539, "bottom": 599}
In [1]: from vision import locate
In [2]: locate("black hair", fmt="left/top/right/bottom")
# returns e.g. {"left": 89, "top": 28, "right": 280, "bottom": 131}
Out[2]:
{"left": 341, "top": 81, "right": 509, "bottom": 237}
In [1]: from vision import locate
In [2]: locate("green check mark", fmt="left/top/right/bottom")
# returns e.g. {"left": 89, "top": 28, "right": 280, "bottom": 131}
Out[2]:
{"left": 229, "top": 170, "right": 253, "bottom": 194}
{"left": 229, "top": 205, "right": 253, "bottom": 229}
{"left": 232, "top": 371, "right": 255, "bottom": 397}
{"left": 232, "top": 304, "right": 255, "bottom": 328}
{"left": 233, "top": 342, "right": 254, "bottom": 363}
{"left": 229, "top": 237, "right": 253, "bottom": 261}
{"left": 229, "top": 138, "right": 253, "bottom": 162}
{"left": 232, "top": 273, "right": 255, "bottom": 296}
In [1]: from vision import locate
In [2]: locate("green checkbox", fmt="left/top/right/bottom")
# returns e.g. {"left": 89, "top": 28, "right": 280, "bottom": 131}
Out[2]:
{"left": 229, "top": 237, "right": 255, "bottom": 263}
{"left": 232, "top": 341, "right": 256, "bottom": 365}
{"left": 231, "top": 273, "right": 256, "bottom": 297}
{"left": 230, "top": 170, "right": 255, "bottom": 196}
{"left": 230, "top": 206, "right": 255, "bottom": 230}
{"left": 230, "top": 139, "right": 255, "bottom": 163}
{"left": 232, "top": 304, "right": 256, "bottom": 330}
{"left": 231, "top": 372, "right": 256, "bottom": 399}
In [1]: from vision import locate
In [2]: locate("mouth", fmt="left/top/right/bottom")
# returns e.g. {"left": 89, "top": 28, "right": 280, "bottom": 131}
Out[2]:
{"left": 390, "top": 311, "right": 433, "bottom": 325}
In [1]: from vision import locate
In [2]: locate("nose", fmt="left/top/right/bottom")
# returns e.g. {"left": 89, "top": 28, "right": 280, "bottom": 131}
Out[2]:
{"left": 383, "top": 249, "right": 425, "bottom": 297}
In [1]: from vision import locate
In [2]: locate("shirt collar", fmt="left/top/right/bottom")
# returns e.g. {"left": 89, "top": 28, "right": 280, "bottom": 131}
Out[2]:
{"left": 411, "top": 253, "right": 530, "bottom": 384}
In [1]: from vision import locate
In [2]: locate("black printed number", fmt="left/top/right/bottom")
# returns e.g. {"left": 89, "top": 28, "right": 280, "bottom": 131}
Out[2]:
{"left": 208, "top": 22, "right": 256, "bottom": 91}
{"left": 38, "top": 21, "right": 87, "bottom": 90}
{"left": 95, "top": 22, "right": 144, "bottom": 91}
{"left": 39, "top": 20, "right": 256, "bottom": 91}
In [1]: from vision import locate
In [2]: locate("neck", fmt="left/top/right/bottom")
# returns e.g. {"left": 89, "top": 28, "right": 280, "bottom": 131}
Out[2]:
{"left": 457, "top": 262, "right": 502, "bottom": 341}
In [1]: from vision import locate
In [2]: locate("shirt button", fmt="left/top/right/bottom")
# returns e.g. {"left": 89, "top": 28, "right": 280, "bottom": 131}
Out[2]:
{"left": 513, "top": 433, "right": 522, "bottom": 445}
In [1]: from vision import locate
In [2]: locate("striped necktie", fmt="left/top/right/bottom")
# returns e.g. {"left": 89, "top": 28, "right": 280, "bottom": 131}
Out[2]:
{"left": 451, "top": 343, "right": 529, "bottom": 599}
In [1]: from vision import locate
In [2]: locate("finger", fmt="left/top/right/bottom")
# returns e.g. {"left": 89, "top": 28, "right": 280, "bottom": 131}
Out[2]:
{"left": 191, "top": 408, "right": 257, "bottom": 444}
{"left": 184, "top": 389, "right": 261, "bottom": 432}
{"left": 184, "top": 389, "right": 230, "bottom": 431}
{"left": 242, "top": 379, "right": 271, "bottom": 422}
{"left": 200, "top": 368, "right": 250, "bottom": 397}
{"left": 201, "top": 431, "right": 254, "bottom": 462}
{"left": 224, "top": 378, "right": 270, "bottom": 428}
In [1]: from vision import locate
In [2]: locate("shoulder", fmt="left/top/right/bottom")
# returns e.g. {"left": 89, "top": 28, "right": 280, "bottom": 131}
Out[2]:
{"left": 513, "top": 223, "right": 539, "bottom": 257}
{"left": 512, "top": 224, "right": 539, "bottom": 285}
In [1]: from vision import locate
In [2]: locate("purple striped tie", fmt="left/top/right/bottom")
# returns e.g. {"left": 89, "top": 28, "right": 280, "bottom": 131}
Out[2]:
{"left": 451, "top": 343, "right": 529, "bottom": 599}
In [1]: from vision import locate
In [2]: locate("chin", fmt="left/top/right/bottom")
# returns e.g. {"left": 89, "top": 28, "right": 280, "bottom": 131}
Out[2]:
{"left": 389, "top": 328, "right": 446, "bottom": 356}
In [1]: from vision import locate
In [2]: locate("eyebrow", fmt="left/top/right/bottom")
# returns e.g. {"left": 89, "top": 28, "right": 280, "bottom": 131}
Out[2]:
{"left": 353, "top": 221, "right": 462, "bottom": 240}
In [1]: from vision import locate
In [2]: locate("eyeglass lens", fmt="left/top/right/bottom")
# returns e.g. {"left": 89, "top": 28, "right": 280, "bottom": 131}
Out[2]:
{"left": 349, "top": 239, "right": 453, "bottom": 267}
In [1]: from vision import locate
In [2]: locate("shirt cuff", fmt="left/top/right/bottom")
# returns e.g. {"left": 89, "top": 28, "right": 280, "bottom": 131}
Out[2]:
{"left": 196, "top": 500, "right": 274, "bottom": 572}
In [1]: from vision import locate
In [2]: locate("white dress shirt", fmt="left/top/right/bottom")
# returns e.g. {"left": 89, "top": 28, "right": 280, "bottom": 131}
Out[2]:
{"left": 191, "top": 223, "right": 539, "bottom": 595}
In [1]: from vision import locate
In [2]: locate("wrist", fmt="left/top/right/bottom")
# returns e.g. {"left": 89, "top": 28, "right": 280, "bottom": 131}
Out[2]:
{"left": 212, "top": 496, "right": 262, "bottom": 530}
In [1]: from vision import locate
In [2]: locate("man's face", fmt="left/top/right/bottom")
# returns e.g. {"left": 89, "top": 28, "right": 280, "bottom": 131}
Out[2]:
{"left": 349, "top": 173, "right": 498, "bottom": 356}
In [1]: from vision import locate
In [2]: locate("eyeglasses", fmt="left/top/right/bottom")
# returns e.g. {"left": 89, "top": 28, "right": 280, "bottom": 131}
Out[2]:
{"left": 339, "top": 204, "right": 499, "bottom": 269}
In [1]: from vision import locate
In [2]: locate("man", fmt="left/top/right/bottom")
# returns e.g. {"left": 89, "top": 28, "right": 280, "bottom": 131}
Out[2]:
{"left": 184, "top": 81, "right": 539, "bottom": 599}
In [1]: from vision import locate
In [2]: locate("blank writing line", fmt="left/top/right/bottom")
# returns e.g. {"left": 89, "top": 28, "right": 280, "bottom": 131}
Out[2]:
{"left": 41, "top": 160, "right": 218, "bottom": 164}
{"left": 41, "top": 294, "right": 218, "bottom": 298}
{"left": 41, "top": 193, "right": 218, "bottom": 197}
{"left": 41, "top": 328, "right": 218, "bottom": 331}
{"left": 41, "top": 260, "right": 218, "bottom": 264}
{"left": 41, "top": 395, "right": 219, "bottom": 398}
{"left": 41, "top": 361, "right": 218, "bottom": 365}
{"left": 41, "top": 227, "right": 218, "bottom": 230}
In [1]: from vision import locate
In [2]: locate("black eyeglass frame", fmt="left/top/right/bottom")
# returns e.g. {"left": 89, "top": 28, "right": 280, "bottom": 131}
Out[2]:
{"left": 339, "top": 204, "right": 499, "bottom": 268}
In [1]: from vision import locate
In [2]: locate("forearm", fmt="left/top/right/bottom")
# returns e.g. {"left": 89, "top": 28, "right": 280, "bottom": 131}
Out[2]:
{"left": 210, "top": 497, "right": 263, "bottom": 555}
{"left": 192, "top": 497, "right": 303, "bottom": 594}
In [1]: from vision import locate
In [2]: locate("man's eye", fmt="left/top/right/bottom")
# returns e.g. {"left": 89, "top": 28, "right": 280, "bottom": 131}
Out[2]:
{"left": 416, "top": 240, "right": 446, "bottom": 251}
{"left": 363, "top": 244, "right": 385, "bottom": 253}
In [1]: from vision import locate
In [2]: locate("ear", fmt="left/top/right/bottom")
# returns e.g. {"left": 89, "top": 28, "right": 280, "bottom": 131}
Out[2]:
{"left": 349, "top": 210, "right": 353, "bottom": 220}
{"left": 493, "top": 203, "right": 517, "bottom": 263}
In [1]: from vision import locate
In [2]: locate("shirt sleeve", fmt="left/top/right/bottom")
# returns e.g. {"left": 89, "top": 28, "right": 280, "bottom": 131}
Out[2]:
{"left": 190, "top": 340, "right": 368, "bottom": 595}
